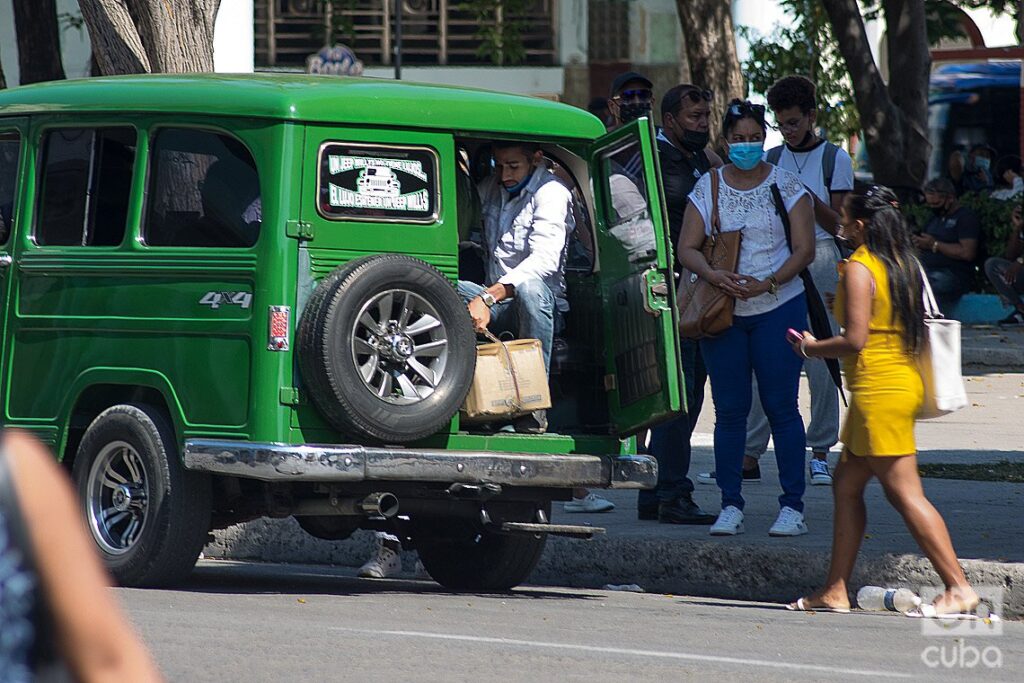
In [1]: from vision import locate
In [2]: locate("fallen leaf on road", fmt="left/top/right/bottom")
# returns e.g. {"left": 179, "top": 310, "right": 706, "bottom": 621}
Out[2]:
{"left": 297, "top": 598, "right": 306, "bottom": 604}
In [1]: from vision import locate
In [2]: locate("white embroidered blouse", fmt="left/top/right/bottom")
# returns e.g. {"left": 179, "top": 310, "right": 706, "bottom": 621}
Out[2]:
{"left": 688, "top": 166, "right": 808, "bottom": 316}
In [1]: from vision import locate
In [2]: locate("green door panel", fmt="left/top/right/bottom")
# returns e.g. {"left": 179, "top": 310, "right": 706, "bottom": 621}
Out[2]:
{"left": 0, "top": 119, "right": 28, "bottom": 414}
{"left": 589, "top": 118, "right": 684, "bottom": 436}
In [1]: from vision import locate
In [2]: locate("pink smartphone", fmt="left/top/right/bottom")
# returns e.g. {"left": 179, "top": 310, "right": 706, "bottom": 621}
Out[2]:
{"left": 786, "top": 328, "right": 804, "bottom": 345}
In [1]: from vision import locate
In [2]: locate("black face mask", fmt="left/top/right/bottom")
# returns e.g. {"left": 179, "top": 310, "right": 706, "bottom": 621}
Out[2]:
{"left": 680, "top": 128, "right": 710, "bottom": 152}
{"left": 619, "top": 102, "right": 652, "bottom": 124}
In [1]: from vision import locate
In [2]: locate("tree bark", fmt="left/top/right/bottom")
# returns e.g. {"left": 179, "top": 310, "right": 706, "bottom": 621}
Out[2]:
{"left": 675, "top": 0, "right": 746, "bottom": 145}
{"left": 820, "top": 0, "right": 931, "bottom": 190}
{"left": 79, "top": 0, "right": 222, "bottom": 75}
{"left": 12, "top": 0, "right": 67, "bottom": 84}
{"left": 0, "top": 52, "right": 7, "bottom": 90}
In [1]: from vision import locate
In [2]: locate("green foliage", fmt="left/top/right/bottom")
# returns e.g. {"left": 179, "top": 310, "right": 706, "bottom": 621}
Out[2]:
{"left": 461, "top": 0, "right": 532, "bottom": 66}
{"left": 741, "top": 0, "right": 860, "bottom": 141}
{"left": 324, "top": 0, "right": 359, "bottom": 45}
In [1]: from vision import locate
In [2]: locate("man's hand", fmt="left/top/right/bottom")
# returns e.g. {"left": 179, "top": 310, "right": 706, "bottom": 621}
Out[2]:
{"left": 912, "top": 234, "right": 937, "bottom": 252}
{"left": 1004, "top": 261, "right": 1023, "bottom": 286}
{"left": 467, "top": 296, "right": 491, "bottom": 333}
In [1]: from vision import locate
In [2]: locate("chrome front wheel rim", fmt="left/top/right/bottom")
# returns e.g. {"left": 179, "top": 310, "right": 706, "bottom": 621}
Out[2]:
{"left": 86, "top": 440, "right": 150, "bottom": 556}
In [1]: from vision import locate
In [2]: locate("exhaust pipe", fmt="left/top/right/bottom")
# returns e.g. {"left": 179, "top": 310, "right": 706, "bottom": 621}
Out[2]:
{"left": 360, "top": 492, "right": 399, "bottom": 518}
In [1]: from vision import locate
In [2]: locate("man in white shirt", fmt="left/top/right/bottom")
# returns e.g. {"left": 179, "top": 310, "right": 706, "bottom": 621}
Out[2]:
{"left": 458, "top": 141, "right": 572, "bottom": 435}
{"left": 735, "top": 76, "right": 852, "bottom": 487}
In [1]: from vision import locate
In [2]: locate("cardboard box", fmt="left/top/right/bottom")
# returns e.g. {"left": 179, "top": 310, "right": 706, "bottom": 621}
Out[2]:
{"left": 462, "top": 338, "right": 552, "bottom": 421}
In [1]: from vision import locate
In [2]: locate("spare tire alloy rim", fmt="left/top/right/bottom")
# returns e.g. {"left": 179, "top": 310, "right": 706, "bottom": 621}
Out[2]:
{"left": 86, "top": 440, "right": 149, "bottom": 555}
{"left": 352, "top": 288, "right": 449, "bottom": 405}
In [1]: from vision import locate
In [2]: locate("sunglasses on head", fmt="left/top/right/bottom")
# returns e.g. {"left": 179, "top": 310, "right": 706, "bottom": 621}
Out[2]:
{"left": 727, "top": 102, "right": 766, "bottom": 118}
{"left": 615, "top": 88, "right": 653, "bottom": 103}
{"left": 680, "top": 88, "right": 713, "bottom": 103}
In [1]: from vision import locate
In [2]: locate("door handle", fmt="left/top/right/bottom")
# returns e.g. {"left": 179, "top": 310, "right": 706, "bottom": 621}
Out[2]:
{"left": 0, "top": 254, "right": 11, "bottom": 268}
{"left": 640, "top": 267, "right": 671, "bottom": 316}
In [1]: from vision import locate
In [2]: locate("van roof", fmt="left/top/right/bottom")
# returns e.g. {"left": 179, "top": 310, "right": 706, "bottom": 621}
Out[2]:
{"left": 0, "top": 73, "right": 606, "bottom": 141}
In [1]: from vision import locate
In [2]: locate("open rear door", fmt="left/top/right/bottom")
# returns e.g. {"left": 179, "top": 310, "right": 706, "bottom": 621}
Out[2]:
{"left": 589, "top": 118, "right": 684, "bottom": 436}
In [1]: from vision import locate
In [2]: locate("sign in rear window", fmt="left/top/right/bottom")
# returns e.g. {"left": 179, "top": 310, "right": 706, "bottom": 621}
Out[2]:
{"left": 317, "top": 143, "right": 438, "bottom": 222}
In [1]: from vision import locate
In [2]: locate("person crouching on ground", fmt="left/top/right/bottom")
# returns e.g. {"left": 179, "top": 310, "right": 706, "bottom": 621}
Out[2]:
{"left": 676, "top": 100, "right": 815, "bottom": 537}
{"left": 788, "top": 185, "right": 978, "bottom": 615}
{"left": 459, "top": 140, "right": 613, "bottom": 513}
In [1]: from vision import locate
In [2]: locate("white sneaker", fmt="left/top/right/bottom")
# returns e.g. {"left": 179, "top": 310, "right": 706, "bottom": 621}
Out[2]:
{"left": 563, "top": 493, "right": 615, "bottom": 513}
{"left": 809, "top": 459, "right": 833, "bottom": 486}
{"left": 709, "top": 506, "right": 744, "bottom": 536}
{"left": 769, "top": 506, "right": 808, "bottom": 536}
{"left": 358, "top": 539, "right": 402, "bottom": 578}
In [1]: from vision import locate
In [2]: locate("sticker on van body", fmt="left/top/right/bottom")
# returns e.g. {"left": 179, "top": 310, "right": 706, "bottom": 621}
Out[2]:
{"left": 317, "top": 143, "right": 438, "bottom": 223}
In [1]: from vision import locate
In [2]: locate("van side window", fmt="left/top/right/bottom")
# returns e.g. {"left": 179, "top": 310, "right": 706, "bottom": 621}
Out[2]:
{"left": 145, "top": 129, "right": 261, "bottom": 248}
{"left": 36, "top": 127, "right": 136, "bottom": 247}
{"left": 0, "top": 132, "right": 20, "bottom": 245}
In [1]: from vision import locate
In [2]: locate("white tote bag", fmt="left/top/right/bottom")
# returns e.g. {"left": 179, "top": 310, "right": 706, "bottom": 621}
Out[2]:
{"left": 916, "top": 269, "right": 968, "bottom": 420}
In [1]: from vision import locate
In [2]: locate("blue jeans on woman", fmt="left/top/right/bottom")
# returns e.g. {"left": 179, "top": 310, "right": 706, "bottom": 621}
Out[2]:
{"left": 700, "top": 293, "right": 807, "bottom": 513}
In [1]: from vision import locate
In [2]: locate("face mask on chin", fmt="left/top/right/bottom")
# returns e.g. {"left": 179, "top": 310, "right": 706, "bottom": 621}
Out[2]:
{"left": 680, "top": 128, "right": 710, "bottom": 153}
{"left": 728, "top": 141, "right": 764, "bottom": 170}
{"left": 504, "top": 167, "right": 535, "bottom": 196}
{"left": 618, "top": 102, "right": 652, "bottom": 124}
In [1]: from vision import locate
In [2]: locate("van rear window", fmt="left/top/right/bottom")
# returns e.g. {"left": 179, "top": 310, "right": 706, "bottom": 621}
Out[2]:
{"left": 144, "top": 129, "right": 261, "bottom": 248}
{"left": 35, "top": 127, "right": 136, "bottom": 247}
{"left": 317, "top": 143, "right": 439, "bottom": 223}
{"left": 0, "top": 132, "right": 19, "bottom": 245}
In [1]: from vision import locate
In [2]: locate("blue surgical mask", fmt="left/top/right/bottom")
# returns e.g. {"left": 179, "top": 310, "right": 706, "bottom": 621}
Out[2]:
{"left": 974, "top": 157, "right": 991, "bottom": 172}
{"left": 728, "top": 141, "right": 764, "bottom": 170}
{"left": 504, "top": 168, "right": 535, "bottom": 196}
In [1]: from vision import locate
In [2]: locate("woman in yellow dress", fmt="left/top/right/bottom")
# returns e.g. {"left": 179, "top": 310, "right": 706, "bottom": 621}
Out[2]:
{"left": 787, "top": 185, "right": 978, "bottom": 615}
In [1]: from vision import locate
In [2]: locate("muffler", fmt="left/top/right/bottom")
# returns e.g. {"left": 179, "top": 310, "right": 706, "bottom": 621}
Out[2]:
{"left": 359, "top": 492, "right": 400, "bottom": 518}
{"left": 291, "top": 492, "right": 399, "bottom": 518}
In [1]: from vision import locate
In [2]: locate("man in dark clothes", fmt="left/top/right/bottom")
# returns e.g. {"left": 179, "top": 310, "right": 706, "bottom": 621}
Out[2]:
{"left": 914, "top": 177, "right": 981, "bottom": 315}
{"left": 637, "top": 84, "right": 722, "bottom": 524}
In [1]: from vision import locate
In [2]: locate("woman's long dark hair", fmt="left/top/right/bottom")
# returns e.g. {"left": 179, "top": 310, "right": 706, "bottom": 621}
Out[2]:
{"left": 846, "top": 185, "right": 926, "bottom": 354}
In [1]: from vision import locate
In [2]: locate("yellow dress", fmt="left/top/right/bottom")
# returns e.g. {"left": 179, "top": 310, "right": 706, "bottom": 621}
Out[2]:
{"left": 834, "top": 246, "right": 924, "bottom": 457}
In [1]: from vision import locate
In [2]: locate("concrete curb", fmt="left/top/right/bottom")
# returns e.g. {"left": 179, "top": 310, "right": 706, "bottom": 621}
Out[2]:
{"left": 205, "top": 518, "right": 1024, "bottom": 620}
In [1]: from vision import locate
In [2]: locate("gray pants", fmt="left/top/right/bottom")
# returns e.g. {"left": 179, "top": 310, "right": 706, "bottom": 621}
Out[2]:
{"left": 984, "top": 257, "right": 1024, "bottom": 311}
{"left": 747, "top": 238, "right": 841, "bottom": 459}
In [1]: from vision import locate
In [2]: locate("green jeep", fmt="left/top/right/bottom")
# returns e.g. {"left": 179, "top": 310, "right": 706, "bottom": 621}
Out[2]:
{"left": 0, "top": 74, "right": 683, "bottom": 590}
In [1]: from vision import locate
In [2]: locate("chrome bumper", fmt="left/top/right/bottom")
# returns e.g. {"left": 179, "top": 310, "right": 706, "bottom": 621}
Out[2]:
{"left": 183, "top": 439, "right": 657, "bottom": 489}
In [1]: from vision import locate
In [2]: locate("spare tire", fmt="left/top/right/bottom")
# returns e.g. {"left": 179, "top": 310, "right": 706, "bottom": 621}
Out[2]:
{"left": 298, "top": 254, "right": 476, "bottom": 443}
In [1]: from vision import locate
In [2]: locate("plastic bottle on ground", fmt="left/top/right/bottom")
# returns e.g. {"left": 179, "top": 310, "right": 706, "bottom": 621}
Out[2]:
{"left": 856, "top": 586, "right": 922, "bottom": 614}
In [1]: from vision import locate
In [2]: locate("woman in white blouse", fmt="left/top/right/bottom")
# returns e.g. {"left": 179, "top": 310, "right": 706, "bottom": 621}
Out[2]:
{"left": 677, "top": 100, "right": 815, "bottom": 537}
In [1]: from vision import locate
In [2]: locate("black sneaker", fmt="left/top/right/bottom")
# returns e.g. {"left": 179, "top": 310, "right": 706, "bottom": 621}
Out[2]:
{"left": 513, "top": 410, "right": 548, "bottom": 434}
{"left": 998, "top": 310, "right": 1024, "bottom": 326}
{"left": 696, "top": 463, "right": 762, "bottom": 485}
{"left": 658, "top": 495, "right": 716, "bottom": 525}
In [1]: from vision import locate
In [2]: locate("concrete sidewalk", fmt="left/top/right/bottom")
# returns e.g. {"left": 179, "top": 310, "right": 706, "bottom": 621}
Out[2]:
{"left": 962, "top": 324, "right": 1024, "bottom": 369}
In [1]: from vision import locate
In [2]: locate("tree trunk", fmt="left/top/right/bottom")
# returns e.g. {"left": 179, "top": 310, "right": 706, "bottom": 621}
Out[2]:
{"left": 12, "top": 0, "right": 67, "bottom": 84}
{"left": 820, "top": 0, "right": 931, "bottom": 191}
{"left": 0, "top": 52, "right": 7, "bottom": 90}
{"left": 79, "top": 0, "right": 222, "bottom": 75}
{"left": 675, "top": 0, "right": 746, "bottom": 145}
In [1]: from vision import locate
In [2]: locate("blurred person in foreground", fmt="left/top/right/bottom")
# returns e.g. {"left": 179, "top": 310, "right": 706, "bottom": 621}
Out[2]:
{"left": 0, "top": 430, "right": 163, "bottom": 681}
{"left": 788, "top": 185, "right": 978, "bottom": 615}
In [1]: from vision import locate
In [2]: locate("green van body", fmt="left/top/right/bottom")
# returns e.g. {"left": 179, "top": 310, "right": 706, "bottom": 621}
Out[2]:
{"left": 0, "top": 74, "right": 683, "bottom": 589}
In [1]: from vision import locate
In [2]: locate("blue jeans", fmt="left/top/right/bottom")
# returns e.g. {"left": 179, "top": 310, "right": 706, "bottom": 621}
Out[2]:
{"left": 638, "top": 339, "right": 706, "bottom": 506}
{"left": 700, "top": 294, "right": 807, "bottom": 513}
{"left": 924, "top": 267, "right": 968, "bottom": 316}
{"left": 457, "top": 279, "right": 559, "bottom": 373}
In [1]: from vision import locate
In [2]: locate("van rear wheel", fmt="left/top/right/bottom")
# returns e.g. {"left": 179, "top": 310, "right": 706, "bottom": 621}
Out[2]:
{"left": 412, "top": 512, "right": 548, "bottom": 591}
{"left": 73, "top": 403, "right": 211, "bottom": 587}
{"left": 298, "top": 254, "right": 476, "bottom": 443}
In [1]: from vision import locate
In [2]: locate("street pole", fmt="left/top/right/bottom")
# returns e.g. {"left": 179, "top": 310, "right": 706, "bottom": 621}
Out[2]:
{"left": 394, "top": 0, "right": 402, "bottom": 80}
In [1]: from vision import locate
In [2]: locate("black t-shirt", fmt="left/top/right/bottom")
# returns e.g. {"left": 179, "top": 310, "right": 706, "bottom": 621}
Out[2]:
{"left": 657, "top": 136, "right": 711, "bottom": 252}
{"left": 920, "top": 205, "right": 981, "bottom": 282}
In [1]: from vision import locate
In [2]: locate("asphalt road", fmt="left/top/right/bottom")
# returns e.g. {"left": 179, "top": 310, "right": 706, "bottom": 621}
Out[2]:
{"left": 122, "top": 560, "right": 1021, "bottom": 682}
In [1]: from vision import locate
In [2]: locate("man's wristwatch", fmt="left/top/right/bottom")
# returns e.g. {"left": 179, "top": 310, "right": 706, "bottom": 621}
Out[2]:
{"left": 479, "top": 291, "right": 497, "bottom": 308}
{"left": 1016, "top": 256, "right": 1024, "bottom": 265}
{"left": 932, "top": 240, "right": 939, "bottom": 253}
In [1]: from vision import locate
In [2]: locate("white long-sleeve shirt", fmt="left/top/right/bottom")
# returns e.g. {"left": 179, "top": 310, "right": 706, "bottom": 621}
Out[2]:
{"left": 478, "top": 168, "right": 573, "bottom": 312}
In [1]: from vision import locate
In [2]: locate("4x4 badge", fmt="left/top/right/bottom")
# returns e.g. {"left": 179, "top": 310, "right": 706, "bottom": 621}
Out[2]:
{"left": 199, "top": 291, "right": 253, "bottom": 310}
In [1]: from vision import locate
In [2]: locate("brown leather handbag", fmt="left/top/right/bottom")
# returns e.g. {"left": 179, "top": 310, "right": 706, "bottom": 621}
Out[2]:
{"left": 676, "top": 170, "right": 742, "bottom": 338}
